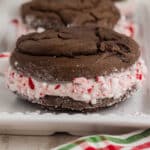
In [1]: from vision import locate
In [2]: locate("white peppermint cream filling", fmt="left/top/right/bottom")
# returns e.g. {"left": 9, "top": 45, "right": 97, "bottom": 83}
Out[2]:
{"left": 6, "top": 58, "right": 147, "bottom": 104}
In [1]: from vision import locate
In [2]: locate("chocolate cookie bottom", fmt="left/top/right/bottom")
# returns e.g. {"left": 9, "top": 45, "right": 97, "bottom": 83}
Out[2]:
{"left": 17, "top": 86, "right": 136, "bottom": 112}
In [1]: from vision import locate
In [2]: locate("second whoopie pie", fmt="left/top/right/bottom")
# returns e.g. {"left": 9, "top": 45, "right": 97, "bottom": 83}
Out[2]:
{"left": 21, "top": 0, "right": 120, "bottom": 30}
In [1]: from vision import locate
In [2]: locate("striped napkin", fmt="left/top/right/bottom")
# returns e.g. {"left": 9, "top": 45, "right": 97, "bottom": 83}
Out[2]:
{"left": 53, "top": 129, "right": 150, "bottom": 150}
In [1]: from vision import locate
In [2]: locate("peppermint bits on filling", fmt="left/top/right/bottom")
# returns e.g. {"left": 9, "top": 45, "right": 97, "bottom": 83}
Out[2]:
{"left": 87, "top": 88, "right": 92, "bottom": 94}
{"left": 28, "top": 77, "right": 35, "bottom": 90}
{"left": 136, "top": 74, "right": 142, "bottom": 80}
{"left": 55, "top": 84, "right": 61, "bottom": 90}
{"left": 95, "top": 76, "right": 99, "bottom": 82}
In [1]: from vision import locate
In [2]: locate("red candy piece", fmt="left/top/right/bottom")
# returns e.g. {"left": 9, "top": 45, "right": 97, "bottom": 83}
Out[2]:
{"left": 96, "top": 76, "right": 99, "bottom": 82}
{"left": 105, "top": 145, "right": 121, "bottom": 150}
{"left": 28, "top": 78, "right": 35, "bottom": 90}
{"left": 126, "top": 24, "right": 134, "bottom": 37}
{"left": 55, "top": 84, "right": 61, "bottom": 90}
{"left": 11, "top": 72, "right": 14, "bottom": 77}
{"left": 11, "top": 19, "right": 19, "bottom": 25}
{"left": 40, "top": 93, "right": 43, "bottom": 96}
{"left": 20, "top": 74, "right": 23, "bottom": 78}
{"left": 87, "top": 88, "right": 92, "bottom": 94}
{"left": 129, "top": 25, "right": 134, "bottom": 33}
{"left": 136, "top": 74, "right": 142, "bottom": 80}
{"left": 0, "top": 54, "right": 9, "bottom": 58}
{"left": 85, "top": 147, "right": 96, "bottom": 150}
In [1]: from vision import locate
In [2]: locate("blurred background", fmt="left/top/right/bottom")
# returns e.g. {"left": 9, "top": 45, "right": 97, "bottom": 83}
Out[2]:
{"left": 0, "top": 0, "right": 29, "bottom": 51}
{"left": 0, "top": 0, "right": 149, "bottom": 52}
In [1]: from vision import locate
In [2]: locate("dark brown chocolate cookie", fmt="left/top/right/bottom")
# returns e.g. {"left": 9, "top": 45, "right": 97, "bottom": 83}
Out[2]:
{"left": 11, "top": 27, "right": 140, "bottom": 82}
{"left": 18, "top": 85, "right": 136, "bottom": 112}
{"left": 21, "top": 0, "right": 120, "bottom": 29}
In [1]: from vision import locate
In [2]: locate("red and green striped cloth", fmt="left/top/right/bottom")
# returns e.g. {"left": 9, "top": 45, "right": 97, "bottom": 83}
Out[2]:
{"left": 53, "top": 129, "right": 150, "bottom": 150}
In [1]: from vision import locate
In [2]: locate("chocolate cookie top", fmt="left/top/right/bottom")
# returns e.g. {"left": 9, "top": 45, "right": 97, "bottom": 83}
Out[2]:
{"left": 11, "top": 27, "right": 140, "bottom": 82}
{"left": 21, "top": 0, "right": 120, "bottom": 29}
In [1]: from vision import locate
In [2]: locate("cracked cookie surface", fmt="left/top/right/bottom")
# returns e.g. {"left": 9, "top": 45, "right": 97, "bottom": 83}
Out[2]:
{"left": 11, "top": 27, "right": 140, "bottom": 82}
{"left": 21, "top": 0, "right": 120, "bottom": 29}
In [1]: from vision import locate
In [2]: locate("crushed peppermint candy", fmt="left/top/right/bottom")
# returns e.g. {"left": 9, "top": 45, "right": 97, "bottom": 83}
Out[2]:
{"left": 136, "top": 74, "right": 143, "bottom": 80}
{"left": 28, "top": 78, "right": 35, "bottom": 90}
{"left": 126, "top": 23, "right": 134, "bottom": 37}
{"left": 87, "top": 88, "right": 93, "bottom": 94}
{"left": 6, "top": 58, "right": 147, "bottom": 104}
{"left": 55, "top": 84, "right": 61, "bottom": 90}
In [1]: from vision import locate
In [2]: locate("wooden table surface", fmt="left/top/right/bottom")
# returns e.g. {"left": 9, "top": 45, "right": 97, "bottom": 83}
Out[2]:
{"left": 0, "top": 134, "right": 79, "bottom": 150}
